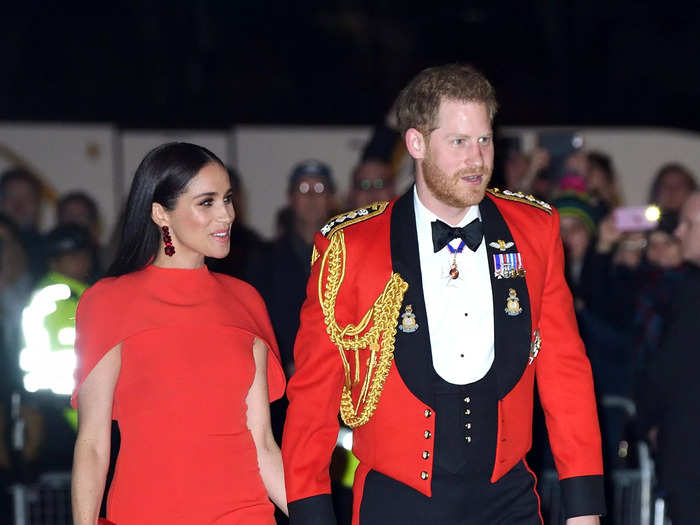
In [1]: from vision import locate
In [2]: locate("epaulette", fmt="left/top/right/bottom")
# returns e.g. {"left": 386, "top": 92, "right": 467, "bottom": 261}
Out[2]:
{"left": 320, "top": 201, "right": 389, "bottom": 238}
{"left": 486, "top": 188, "right": 552, "bottom": 215}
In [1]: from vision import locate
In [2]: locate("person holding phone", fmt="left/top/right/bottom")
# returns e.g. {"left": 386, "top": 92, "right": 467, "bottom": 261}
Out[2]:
{"left": 71, "top": 143, "right": 287, "bottom": 524}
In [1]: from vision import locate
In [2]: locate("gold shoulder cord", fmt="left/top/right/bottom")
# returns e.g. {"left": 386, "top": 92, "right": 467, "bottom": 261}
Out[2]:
{"left": 318, "top": 230, "right": 407, "bottom": 428}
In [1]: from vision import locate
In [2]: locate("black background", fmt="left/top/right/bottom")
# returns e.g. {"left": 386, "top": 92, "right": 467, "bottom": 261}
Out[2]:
{"left": 2, "top": 1, "right": 698, "bottom": 130}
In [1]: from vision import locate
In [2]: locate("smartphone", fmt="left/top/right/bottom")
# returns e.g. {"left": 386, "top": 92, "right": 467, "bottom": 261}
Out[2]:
{"left": 614, "top": 206, "right": 660, "bottom": 232}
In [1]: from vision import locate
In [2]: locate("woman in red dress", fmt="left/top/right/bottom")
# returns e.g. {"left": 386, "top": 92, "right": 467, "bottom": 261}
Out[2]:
{"left": 70, "top": 143, "right": 287, "bottom": 524}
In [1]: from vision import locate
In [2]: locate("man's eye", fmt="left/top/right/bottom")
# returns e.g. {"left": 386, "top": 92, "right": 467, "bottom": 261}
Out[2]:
{"left": 452, "top": 139, "right": 465, "bottom": 146}
{"left": 478, "top": 137, "right": 492, "bottom": 145}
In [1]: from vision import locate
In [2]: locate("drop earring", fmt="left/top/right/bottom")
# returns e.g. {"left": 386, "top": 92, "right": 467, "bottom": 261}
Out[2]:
{"left": 162, "top": 226, "right": 175, "bottom": 256}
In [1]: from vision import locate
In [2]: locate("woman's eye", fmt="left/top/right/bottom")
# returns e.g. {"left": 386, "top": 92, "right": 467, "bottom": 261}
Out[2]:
{"left": 200, "top": 199, "right": 213, "bottom": 206}
{"left": 223, "top": 194, "right": 232, "bottom": 203}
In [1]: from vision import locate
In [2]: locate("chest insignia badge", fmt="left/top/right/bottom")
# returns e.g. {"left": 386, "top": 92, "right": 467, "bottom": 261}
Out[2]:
{"left": 505, "top": 288, "right": 523, "bottom": 317}
{"left": 398, "top": 304, "right": 419, "bottom": 333}
{"left": 489, "top": 239, "right": 514, "bottom": 252}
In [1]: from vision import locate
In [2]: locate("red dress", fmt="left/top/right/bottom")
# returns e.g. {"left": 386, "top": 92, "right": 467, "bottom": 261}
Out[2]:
{"left": 71, "top": 265, "right": 285, "bottom": 524}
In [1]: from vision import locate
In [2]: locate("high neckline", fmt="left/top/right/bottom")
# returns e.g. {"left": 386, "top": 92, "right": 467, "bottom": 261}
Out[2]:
{"left": 136, "top": 263, "right": 217, "bottom": 304}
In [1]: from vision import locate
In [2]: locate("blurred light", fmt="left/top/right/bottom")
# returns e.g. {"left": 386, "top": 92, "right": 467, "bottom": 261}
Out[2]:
{"left": 336, "top": 427, "right": 353, "bottom": 451}
{"left": 19, "top": 284, "right": 76, "bottom": 395}
{"left": 58, "top": 327, "right": 76, "bottom": 346}
{"left": 645, "top": 205, "right": 661, "bottom": 222}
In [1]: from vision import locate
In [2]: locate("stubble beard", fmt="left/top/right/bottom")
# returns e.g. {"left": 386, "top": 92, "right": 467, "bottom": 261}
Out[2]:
{"left": 421, "top": 155, "right": 492, "bottom": 209}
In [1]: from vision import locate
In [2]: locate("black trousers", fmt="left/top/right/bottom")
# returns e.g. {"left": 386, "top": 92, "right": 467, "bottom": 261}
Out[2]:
{"left": 358, "top": 460, "right": 541, "bottom": 525}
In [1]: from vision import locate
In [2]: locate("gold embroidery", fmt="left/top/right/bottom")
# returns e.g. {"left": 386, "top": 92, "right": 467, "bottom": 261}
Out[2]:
{"left": 310, "top": 245, "right": 320, "bottom": 267}
{"left": 320, "top": 201, "right": 389, "bottom": 238}
{"left": 487, "top": 188, "right": 552, "bottom": 214}
{"left": 318, "top": 230, "right": 408, "bottom": 428}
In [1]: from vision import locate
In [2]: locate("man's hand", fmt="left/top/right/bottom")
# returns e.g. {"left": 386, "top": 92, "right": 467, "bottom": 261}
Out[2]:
{"left": 566, "top": 516, "right": 600, "bottom": 525}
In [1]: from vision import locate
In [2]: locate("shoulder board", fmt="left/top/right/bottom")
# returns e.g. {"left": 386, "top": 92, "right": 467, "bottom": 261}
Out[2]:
{"left": 486, "top": 188, "right": 552, "bottom": 215}
{"left": 320, "top": 201, "right": 389, "bottom": 238}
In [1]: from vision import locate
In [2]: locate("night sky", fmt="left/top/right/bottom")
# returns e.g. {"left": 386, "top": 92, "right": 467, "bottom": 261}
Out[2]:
{"left": 2, "top": 1, "right": 699, "bottom": 130}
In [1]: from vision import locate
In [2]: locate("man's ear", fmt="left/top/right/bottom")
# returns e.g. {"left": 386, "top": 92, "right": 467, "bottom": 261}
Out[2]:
{"left": 405, "top": 128, "right": 427, "bottom": 160}
{"left": 151, "top": 202, "right": 168, "bottom": 228}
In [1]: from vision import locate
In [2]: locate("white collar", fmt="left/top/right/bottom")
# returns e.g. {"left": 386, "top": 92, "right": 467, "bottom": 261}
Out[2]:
{"left": 413, "top": 186, "right": 480, "bottom": 229}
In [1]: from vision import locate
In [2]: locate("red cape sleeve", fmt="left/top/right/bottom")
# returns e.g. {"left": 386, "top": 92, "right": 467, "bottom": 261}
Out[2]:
{"left": 239, "top": 280, "right": 286, "bottom": 401}
{"left": 70, "top": 279, "right": 124, "bottom": 416}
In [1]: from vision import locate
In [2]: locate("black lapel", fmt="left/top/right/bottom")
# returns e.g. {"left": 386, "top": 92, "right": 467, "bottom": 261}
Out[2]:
{"left": 390, "top": 189, "right": 434, "bottom": 406}
{"left": 479, "top": 196, "right": 532, "bottom": 399}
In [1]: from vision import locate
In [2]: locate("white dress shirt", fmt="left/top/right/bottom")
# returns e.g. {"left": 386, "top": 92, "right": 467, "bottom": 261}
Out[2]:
{"left": 413, "top": 188, "right": 494, "bottom": 385}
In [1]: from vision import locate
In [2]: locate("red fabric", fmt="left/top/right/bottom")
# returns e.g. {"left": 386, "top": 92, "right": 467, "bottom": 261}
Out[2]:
{"left": 283, "top": 193, "right": 603, "bottom": 509}
{"left": 72, "top": 265, "right": 284, "bottom": 524}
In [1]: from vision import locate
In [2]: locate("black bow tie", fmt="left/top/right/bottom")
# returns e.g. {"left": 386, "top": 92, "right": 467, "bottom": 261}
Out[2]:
{"left": 431, "top": 218, "right": 483, "bottom": 253}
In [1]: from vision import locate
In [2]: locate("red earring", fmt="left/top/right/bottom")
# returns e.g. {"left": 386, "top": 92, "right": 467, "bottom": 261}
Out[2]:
{"left": 162, "top": 225, "right": 175, "bottom": 256}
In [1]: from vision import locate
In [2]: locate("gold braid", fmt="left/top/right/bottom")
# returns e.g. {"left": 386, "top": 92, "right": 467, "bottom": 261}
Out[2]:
{"left": 318, "top": 231, "right": 408, "bottom": 428}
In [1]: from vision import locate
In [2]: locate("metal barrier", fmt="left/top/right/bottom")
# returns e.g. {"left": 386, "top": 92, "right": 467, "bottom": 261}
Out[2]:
{"left": 10, "top": 472, "right": 72, "bottom": 525}
{"left": 538, "top": 442, "right": 668, "bottom": 525}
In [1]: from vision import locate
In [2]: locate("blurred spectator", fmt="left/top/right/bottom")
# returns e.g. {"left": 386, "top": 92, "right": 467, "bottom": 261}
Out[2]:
{"left": 648, "top": 162, "right": 697, "bottom": 213}
{"left": 0, "top": 214, "right": 33, "bottom": 387}
{"left": 553, "top": 191, "right": 599, "bottom": 291}
{"left": 57, "top": 191, "right": 100, "bottom": 240}
{"left": 639, "top": 192, "right": 700, "bottom": 524}
{"left": 630, "top": 212, "right": 684, "bottom": 385}
{"left": 206, "top": 166, "right": 267, "bottom": 280}
{"left": 0, "top": 168, "right": 46, "bottom": 281}
{"left": 347, "top": 159, "right": 396, "bottom": 209}
{"left": 17, "top": 224, "right": 95, "bottom": 478}
{"left": 57, "top": 191, "right": 103, "bottom": 279}
{"left": 586, "top": 151, "right": 622, "bottom": 213}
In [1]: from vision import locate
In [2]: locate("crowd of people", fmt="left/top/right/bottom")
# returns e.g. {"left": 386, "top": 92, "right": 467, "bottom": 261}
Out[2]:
{"left": 0, "top": 98, "right": 698, "bottom": 523}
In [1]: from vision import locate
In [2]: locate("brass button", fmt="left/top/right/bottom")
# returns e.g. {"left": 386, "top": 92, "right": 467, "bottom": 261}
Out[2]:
{"left": 421, "top": 471, "right": 429, "bottom": 480}
{"left": 424, "top": 430, "right": 431, "bottom": 439}
{"left": 466, "top": 436, "right": 472, "bottom": 443}
{"left": 464, "top": 396, "right": 471, "bottom": 403}
{"left": 422, "top": 450, "right": 430, "bottom": 459}
{"left": 464, "top": 409, "right": 471, "bottom": 415}
{"left": 424, "top": 409, "right": 432, "bottom": 418}
{"left": 465, "top": 423, "right": 471, "bottom": 429}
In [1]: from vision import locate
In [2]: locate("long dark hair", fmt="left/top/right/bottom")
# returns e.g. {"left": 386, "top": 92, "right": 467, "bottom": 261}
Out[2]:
{"left": 106, "top": 142, "right": 224, "bottom": 277}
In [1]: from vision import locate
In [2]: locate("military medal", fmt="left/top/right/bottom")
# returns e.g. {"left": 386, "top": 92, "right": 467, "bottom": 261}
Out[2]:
{"left": 505, "top": 288, "right": 523, "bottom": 316}
{"left": 446, "top": 240, "right": 466, "bottom": 280}
{"left": 399, "top": 304, "right": 419, "bottom": 333}
{"left": 493, "top": 252, "right": 526, "bottom": 279}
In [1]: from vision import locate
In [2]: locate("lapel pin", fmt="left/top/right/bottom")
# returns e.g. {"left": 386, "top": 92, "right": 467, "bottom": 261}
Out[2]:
{"left": 489, "top": 240, "right": 514, "bottom": 252}
{"left": 505, "top": 288, "right": 523, "bottom": 317}
{"left": 398, "top": 304, "right": 419, "bottom": 333}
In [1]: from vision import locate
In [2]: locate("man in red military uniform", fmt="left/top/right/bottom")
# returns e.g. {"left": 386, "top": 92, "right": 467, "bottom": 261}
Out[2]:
{"left": 282, "top": 64, "right": 605, "bottom": 525}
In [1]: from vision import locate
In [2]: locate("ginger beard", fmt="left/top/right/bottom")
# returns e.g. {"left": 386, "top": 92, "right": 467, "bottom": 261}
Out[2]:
{"left": 421, "top": 147, "right": 492, "bottom": 209}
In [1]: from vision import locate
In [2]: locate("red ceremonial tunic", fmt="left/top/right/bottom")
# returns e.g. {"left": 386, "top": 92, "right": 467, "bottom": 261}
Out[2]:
{"left": 71, "top": 264, "right": 285, "bottom": 525}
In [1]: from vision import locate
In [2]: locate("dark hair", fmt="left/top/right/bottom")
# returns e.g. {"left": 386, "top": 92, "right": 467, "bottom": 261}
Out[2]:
{"left": 395, "top": 63, "right": 497, "bottom": 136}
{"left": 648, "top": 163, "right": 698, "bottom": 204}
{"left": 57, "top": 191, "right": 100, "bottom": 224}
{"left": 586, "top": 151, "right": 615, "bottom": 183}
{"left": 0, "top": 168, "right": 42, "bottom": 200}
{"left": 106, "top": 142, "right": 224, "bottom": 277}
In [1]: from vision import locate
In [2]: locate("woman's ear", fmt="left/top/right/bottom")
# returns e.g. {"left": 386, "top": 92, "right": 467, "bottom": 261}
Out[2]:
{"left": 151, "top": 202, "right": 168, "bottom": 228}
{"left": 405, "top": 128, "right": 426, "bottom": 160}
